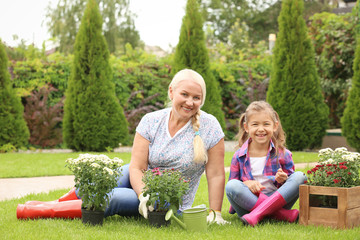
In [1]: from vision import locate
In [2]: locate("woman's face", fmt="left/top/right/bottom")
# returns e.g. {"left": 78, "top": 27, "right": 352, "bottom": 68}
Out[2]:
{"left": 169, "top": 79, "right": 203, "bottom": 121}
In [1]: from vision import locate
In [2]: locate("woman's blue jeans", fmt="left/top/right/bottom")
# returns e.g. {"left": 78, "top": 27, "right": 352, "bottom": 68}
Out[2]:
{"left": 75, "top": 164, "right": 139, "bottom": 217}
{"left": 225, "top": 171, "right": 307, "bottom": 217}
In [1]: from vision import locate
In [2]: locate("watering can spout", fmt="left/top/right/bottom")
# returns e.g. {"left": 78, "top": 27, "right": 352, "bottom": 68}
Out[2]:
{"left": 165, "top": 209, "right": 186, "bottom": 230}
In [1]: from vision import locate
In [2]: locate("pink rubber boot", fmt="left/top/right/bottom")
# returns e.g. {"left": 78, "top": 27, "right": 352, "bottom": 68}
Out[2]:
{"left": 255, "top": 192, "right": 299, "bottom": 223}
{"left": 241, "top": 191, "right": 286, "bottom": 226}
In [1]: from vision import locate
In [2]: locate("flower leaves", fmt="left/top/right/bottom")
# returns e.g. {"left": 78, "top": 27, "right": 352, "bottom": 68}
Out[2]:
{"left": 66, "top": 154, "right": 123, "bottom": 211}
{"left": 307, "top": 148, "right": 360, "bottom": 188}
{"left": 142, "top": 168, "right": 189, "bottom": 212}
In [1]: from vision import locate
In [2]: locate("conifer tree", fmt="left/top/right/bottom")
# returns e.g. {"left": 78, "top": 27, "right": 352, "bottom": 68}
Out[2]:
{"left": 342, "top": 1, "right": 360, "bottom": 151}
{"left": 0, "top": 40, "right": 29, "bottom": 148}
{"left": 266, "top": 0, "right": 328, "bottom": 150}
{"left": 172, "top": 0, "right": 225, "bottom": 130}
{"left": 63, "top": 0, "right": 129, "bottom": 151}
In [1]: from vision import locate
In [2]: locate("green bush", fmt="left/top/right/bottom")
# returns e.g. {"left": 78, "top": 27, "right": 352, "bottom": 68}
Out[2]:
{"left": 0, "top": 40, "right": 29, "bottom": 148}
{"left": 209, "top": 41, "right": 272, "bottom": 139}
{"left": 172, "top": 0, "right": 226, "bottom": 130}
{"left": 110, "top": 46, "right": 171, "bottom": 134}
{"left": 0, "top": 143, "right": 16, "bottom": 153}
{"left": 23, "top": 85, "right": 63, "bottom": 147}
{"left": 63, "top": 0, "right": 130, "bottom": 151}
{"left": 309, "top": 12, "right": 356, "bottom": 128}
{"left": 342, "top": 2, "right": 360, "bottom": 152}
{"left": 267, "top": 0, "right": 328, "bottom": 151}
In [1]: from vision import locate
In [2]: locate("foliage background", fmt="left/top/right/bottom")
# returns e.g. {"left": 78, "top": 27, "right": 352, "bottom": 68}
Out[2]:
{"left": 3, "top": 0, "right": 359, "bottom": 151}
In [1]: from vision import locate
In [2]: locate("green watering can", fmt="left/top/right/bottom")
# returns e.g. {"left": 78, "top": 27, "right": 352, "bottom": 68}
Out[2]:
{"left": 165, "top": 206, "right": 215, "bottom": 232}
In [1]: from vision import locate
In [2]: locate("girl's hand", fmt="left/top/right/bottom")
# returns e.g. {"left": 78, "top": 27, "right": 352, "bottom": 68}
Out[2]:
{"left": 275, "top": 168, "right": 288, "bottom": 183}
{"left": 243, "top": 180, "right": 265, "bottom": 194}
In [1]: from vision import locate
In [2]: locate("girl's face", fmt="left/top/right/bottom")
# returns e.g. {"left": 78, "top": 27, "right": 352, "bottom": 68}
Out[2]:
{"left": 169, "top": 79, "right": 202, "bottom": 122}
{"left": 244, "top": 110, "right": 279, "bottom": 147}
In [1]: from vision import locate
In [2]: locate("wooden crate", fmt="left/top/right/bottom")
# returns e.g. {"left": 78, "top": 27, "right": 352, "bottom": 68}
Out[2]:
{"left": 299, "top": 185, "right": 360, "bottom": 228}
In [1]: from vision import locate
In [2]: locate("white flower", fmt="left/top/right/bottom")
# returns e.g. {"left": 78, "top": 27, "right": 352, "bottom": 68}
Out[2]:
{"left": 323, "top": 158, "right": 334, "bottom": 164}
{"left": 91, "top": 163, "right": 100, "bottom": 168}
{"left": 104, "top": 167, "right": 114, "bottom": 175}
{"left": 335, "top": 147, "right": 348, "bottom": 153}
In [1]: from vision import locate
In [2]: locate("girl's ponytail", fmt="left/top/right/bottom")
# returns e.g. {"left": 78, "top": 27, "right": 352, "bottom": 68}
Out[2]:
{"left": 236, "top": 113, "right": 249, "bottom": 148}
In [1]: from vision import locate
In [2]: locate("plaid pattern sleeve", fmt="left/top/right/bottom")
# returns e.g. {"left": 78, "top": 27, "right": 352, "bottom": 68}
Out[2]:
{"left": 229, "top": 154, "right": 241, "bottom": 181}
{"left": 263, "top": 146, "right": 295, "bottom": 188}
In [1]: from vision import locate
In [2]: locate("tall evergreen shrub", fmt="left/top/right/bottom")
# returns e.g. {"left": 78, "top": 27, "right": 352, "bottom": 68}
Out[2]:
{"left": 172, "top": 0, "right": 226, "bottom": 130}
{"left": 63, "top": 0, "right": 129, "bottom": 151}
{"left": 342, "top": 1, "right": 360, "bottom": 151}
{"left": 266, "top": 0, "right": 328, "bottom": 151}
{"left": 0, "top": 40, "right": 29, "bottom": 148}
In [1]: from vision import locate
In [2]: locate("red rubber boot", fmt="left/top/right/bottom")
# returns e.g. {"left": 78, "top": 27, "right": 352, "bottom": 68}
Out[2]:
{"left": 58, "top": 187, "right": 78, "bottom": 202}
{"left": 17, "top": 199, "right": 82, "bottom": 219}
{"left": 241, "top": 191, "right": 286, "bottom": 226}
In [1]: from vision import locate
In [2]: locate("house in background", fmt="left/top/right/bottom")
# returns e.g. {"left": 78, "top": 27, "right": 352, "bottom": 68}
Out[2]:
{"left": 333, "top": 0, "right": 357, "bottom": 14}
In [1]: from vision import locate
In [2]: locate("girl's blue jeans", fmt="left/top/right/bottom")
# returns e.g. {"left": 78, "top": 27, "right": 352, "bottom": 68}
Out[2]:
{"left": 75, "top": 164, "right": 139, "bottom": 217}
{"left": 225, "top": 171, "right": 307, "bottom": 217}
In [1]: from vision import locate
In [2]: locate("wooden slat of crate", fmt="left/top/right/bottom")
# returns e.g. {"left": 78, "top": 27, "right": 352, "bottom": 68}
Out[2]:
{"left": 347, "top": 208, "right": 360, "bottom": 228}
{"left": 308, "top": 207, "right": 338, "bottom": 227}
{"left": 308, "top": 185, "right": 339, "bottom": 196}
{"left": 299, "top": 184, "right": 309, "bottom": 225}
{"left": 347, "top": 187, "right": 360, "bottom": 209}
{"left": 299, "top": 185, "right": 360, "bottom": 229}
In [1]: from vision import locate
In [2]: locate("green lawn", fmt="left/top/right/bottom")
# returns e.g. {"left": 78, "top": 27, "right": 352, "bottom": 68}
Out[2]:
{"left": 2, "top": 151, "right": 359, "bottom": 238}
{"left": 0, "top": 152, "right": 131, "bottom": 178}
{"left": 2, "top": 173, "right": 359, "bottom": 239}
{"left": 1, "top": 151, "right": 318, "bottom": 178}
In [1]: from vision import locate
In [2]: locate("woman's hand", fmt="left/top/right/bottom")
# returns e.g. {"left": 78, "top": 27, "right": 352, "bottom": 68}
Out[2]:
{"left": 243, "top": 180, "right": 265, "bottom": 194}
{"left": 207, "top": 211, "right": 230, "bottom": 225}
{"left": 138, "top": 193, "right": 150, "bottom": 219}
{"left": 275, "top": 168, "right": 288, "bottom": 184}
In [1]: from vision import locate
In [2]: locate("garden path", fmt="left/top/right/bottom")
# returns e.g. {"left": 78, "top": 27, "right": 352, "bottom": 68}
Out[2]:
{"left": 0, "top": 141, "right": 317, "bottom": 202}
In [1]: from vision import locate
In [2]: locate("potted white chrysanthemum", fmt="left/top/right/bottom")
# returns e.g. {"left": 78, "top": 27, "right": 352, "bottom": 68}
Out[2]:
{"left": 66, "top": 154, "right": 123, "bottom": 225}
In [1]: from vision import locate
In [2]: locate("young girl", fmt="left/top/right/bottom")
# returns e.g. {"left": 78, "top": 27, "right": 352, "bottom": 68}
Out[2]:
{"left": 225, "top": 101, "right": 307, "bottom": 226}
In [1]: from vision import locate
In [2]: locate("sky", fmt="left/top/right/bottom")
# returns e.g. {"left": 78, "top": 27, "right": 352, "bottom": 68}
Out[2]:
{"left": 0, "top": 0, "right": 187, "bottom": 51}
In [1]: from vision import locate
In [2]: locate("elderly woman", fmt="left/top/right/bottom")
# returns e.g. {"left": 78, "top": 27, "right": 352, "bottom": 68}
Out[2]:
{"left": 17, "top": 69, "right": 228, "bottom": 224}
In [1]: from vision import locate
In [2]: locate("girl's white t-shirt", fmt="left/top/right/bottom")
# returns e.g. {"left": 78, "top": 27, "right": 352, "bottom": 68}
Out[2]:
{"left": 250, "top": 156, "right": 277, "bottom": 194}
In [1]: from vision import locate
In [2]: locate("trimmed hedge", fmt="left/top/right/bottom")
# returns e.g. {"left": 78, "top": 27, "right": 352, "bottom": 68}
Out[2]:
{"left": 62, "top": 0, "right": 129, "bottom": 151}
{"left": 0, "top": 40, "right": 29, "bottom": 148}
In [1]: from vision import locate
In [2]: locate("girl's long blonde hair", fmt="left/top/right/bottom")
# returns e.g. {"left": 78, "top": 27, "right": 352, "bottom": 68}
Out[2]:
{"left": 168, "top": 69, "right": 208, "bottom": 164}
{"left": 237, "top": 101, "right": 286, "bottom": 155}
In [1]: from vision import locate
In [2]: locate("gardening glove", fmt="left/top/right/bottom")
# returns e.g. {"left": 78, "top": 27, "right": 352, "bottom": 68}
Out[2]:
{"left": 138, "top": 193, "right": 150, "bottom": 219}
{"left": 207, "top": 211, "right": 231, "bottom": 225}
